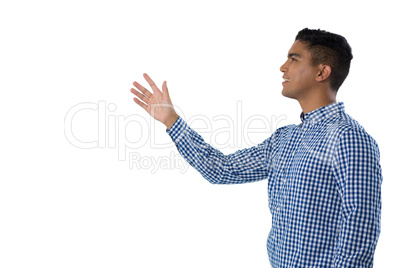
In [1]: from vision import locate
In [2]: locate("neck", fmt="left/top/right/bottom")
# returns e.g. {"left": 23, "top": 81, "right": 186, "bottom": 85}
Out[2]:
{"left": 298, "top": 90, "right": 337, "bottom": 115}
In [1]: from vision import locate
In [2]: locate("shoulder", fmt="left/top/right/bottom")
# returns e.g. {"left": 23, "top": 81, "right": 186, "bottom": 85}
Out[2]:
{"left": 272, "top": 124, "right": 298, "bottom": 138}
{"left": 256, "top": 124, "right": 297, "bottom": 149}
{"left": 337, "top": 112, "right": 376, "bottom": 140}
{"left": 334, "top": 112, "right": 380, "bottom": 158}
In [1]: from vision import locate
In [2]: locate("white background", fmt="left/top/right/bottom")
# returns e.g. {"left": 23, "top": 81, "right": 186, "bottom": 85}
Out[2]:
{"left": 1, "top": 0, "right": 401, "bottom": 267}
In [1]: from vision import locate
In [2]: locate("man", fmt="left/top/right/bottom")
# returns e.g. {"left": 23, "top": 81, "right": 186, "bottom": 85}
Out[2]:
{"left": 130, "top": 28, "right": 382, "bottom": 267}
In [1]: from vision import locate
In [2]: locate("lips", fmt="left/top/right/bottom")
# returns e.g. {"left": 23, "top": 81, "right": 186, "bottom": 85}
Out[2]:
{"left": 282, "top": 76, "right": 290, "bottom": 83}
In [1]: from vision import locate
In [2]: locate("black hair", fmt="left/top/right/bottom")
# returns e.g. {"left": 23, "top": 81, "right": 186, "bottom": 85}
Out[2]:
{"left": 295, "top": 28, "right": 353, "bottom": 92}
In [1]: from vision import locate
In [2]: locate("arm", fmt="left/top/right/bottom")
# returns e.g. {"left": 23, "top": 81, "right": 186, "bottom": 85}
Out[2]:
{"left": 130, "top": 73, "right": 271, "bottom": 184}
{"left": 167, "top": 116, "right": 271, "bottom": 184}
{"left": 332, "top": 128, "right": 382, "bottom": 267}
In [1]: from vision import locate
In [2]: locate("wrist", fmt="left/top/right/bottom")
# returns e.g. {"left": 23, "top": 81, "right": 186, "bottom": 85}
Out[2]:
{"left": 164, "top": 113, "right": 179, "bottom": 130}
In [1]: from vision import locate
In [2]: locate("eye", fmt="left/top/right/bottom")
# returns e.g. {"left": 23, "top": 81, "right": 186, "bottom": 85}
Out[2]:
{"left": 291, "top": 57, "right": 297, "bottom": 62}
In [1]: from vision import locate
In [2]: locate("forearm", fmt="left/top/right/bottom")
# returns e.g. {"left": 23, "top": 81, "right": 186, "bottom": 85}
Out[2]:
{"left": 167, "top": 116, "right": 270, "bottom": 184}
{"left": 332, "top": 201, "right": 381, "bottom": 267}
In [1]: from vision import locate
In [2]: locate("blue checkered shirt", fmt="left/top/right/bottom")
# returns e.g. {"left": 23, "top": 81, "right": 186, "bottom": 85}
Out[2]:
{"left": 166, "top": 102, "right": 382, "bottom": 267}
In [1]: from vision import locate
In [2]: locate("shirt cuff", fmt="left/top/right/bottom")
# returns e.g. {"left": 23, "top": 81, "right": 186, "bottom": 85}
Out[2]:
{"left": 166, "top": 116, "right": 186, "bottom": 141}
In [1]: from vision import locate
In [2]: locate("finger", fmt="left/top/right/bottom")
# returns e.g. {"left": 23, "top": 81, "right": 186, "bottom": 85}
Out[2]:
{"left": 131, "top": 88, "right": 149, "bottom": 104}
{"left": 133, "top": 81, "right": 152, "bottom": 98}
{"left": 162, "top": 81, "right": 167, "bottom": 93}
{"left": 133, "top": 97, "right": 148, "bottom": 110}
{"left": 143, "top": 73, "right": 162, "bottom": 94}
{"left": 162, "top": 81, "right": 170, "bottom": 97}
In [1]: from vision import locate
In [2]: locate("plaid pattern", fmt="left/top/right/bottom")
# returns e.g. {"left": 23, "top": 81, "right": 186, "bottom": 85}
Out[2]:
{"left": 167, "top": 102, "right": 382, "bottom": 267}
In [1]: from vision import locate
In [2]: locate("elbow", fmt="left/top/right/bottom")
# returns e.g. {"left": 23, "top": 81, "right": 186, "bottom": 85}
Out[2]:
{"left": 207, "top": 176, "right": 224, "bottom": 185}
{"left": 203, "top": 173, "right": 225, "bottom": 184}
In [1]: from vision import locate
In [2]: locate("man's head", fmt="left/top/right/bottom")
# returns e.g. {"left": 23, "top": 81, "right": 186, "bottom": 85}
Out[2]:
{"left": 295, "top": 28, "right": 353, "bottom": 92}
{"left": 280, "top": 28, "right": 353, "bottom": 100}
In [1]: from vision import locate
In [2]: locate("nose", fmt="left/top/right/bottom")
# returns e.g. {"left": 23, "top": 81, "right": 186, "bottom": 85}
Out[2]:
{"left": 280, "top": 61, "right": 287, "bottom": 73}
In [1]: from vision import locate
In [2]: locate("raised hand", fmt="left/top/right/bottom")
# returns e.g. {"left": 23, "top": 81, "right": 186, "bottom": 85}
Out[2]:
{"left": 131, "top": 73, "right": 179, "bottom": 129}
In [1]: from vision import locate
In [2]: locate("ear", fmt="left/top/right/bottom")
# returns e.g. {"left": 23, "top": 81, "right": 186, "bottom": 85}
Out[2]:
{"left": 316, "top": 64, "right": 331, "bottom": 82}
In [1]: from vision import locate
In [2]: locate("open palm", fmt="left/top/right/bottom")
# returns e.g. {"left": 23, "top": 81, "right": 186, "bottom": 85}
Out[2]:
{"left": 130, "top": 73, "right": 178, "bottom": 128}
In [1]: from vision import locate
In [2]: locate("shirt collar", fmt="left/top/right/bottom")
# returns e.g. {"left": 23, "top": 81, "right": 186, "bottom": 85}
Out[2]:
{"left": 300, "top": 101, "right": 345, "bottom": 125}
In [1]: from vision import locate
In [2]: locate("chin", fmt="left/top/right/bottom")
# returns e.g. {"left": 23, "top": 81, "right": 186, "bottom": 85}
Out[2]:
{"left": 281, "top": 89, "right": 293, "bottom": 99}
{"left": 281, "top": 87, "right": 300, "bottom": 100}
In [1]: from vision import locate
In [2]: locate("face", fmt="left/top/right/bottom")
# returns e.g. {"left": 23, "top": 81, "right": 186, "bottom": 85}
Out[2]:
{"left": 280, "top": 40, "right": 319, "bottom": 100}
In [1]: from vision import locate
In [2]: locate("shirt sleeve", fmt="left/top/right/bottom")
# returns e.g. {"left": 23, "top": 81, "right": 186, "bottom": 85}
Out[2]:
{"left": 166, "top": 116, "right": 272, "bottom": 184}
{"left": 332, "top": 128, "right": 382, "bottom": 267}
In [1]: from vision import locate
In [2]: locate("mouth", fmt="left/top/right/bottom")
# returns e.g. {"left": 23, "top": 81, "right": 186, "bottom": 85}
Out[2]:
{"left": 282, "top": 76, "right": 290, "bottom": 84}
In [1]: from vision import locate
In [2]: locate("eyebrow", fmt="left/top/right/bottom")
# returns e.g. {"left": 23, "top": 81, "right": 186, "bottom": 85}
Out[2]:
{"left": 288, "top": 53, "right": 302, "bottom": 59}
